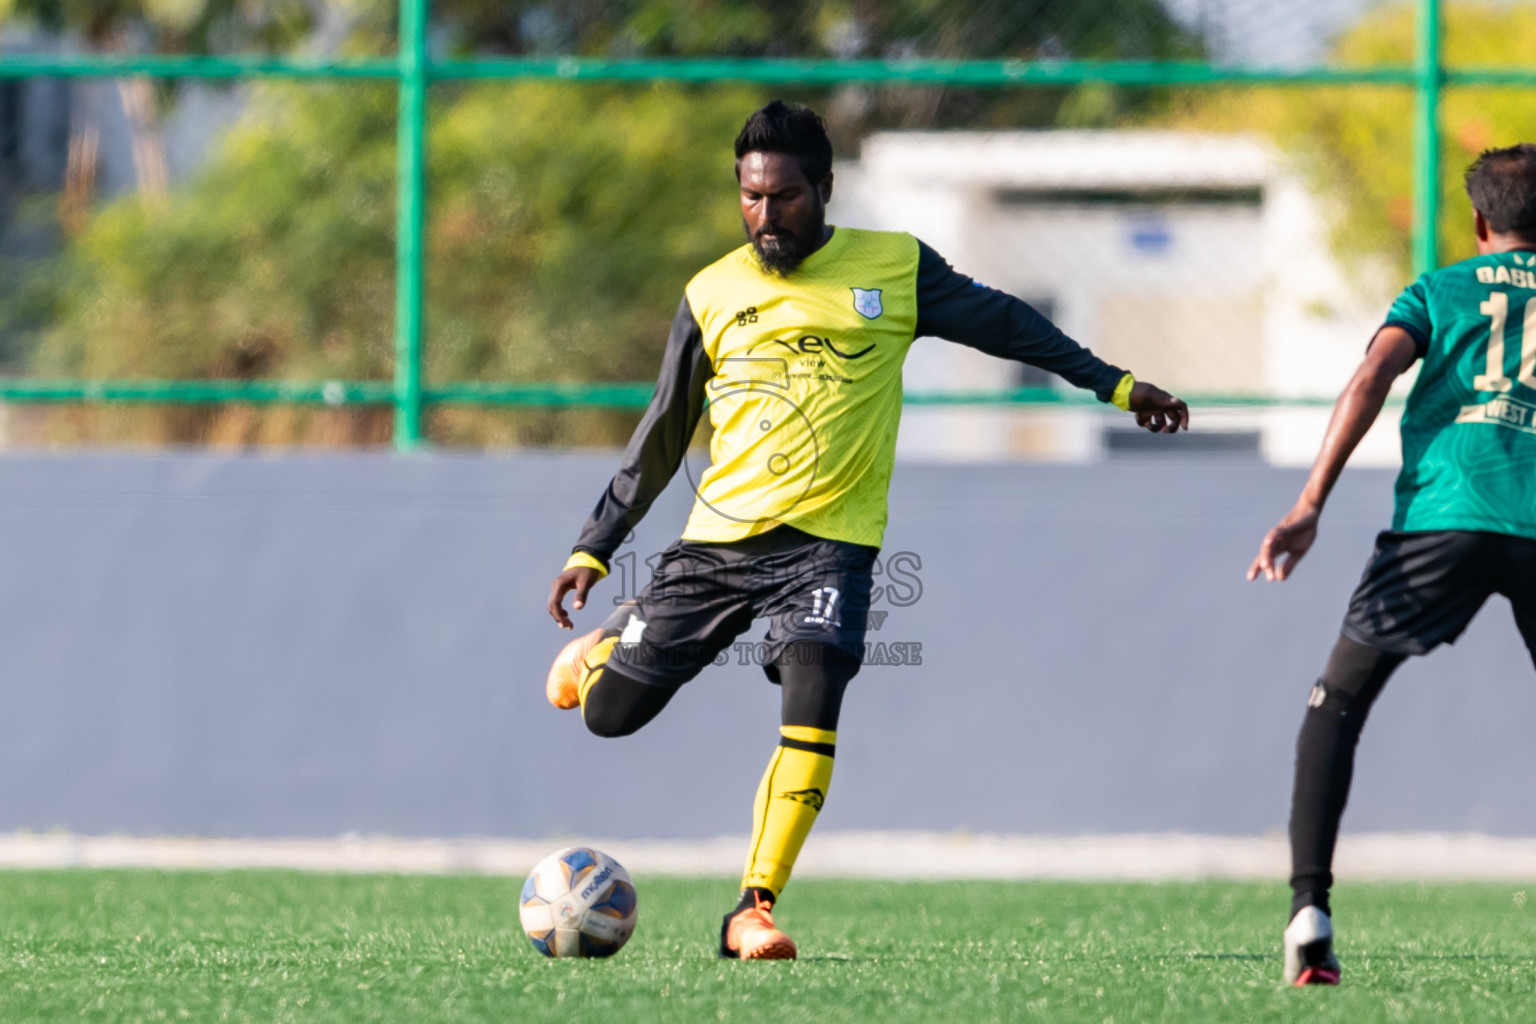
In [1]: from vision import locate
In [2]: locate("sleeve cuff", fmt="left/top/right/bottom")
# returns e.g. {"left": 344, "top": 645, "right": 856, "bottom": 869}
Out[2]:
{"left": 1381, "top": 319, "right": 1429, "bottom": 359}
{"left": 564, "top": 551, "right": 610, "bottom": 579}
{"left": 1110, "top": 372, "right": 1135, "bottom": 412}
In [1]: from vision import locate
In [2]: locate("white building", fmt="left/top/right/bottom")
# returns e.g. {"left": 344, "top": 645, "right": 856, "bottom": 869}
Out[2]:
{"left": 833, "top": 130, "right": 1408, "bottom": 465}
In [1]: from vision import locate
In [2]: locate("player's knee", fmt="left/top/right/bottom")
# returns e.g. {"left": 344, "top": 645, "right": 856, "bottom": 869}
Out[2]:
{"left": 580, "top": 676, "right": 640, "bottom": 738}
{"left": 779, "top": 641, "right": 861, "bottom": 676}
{"left": 1304, "top": 679, "right": 1363, "bottom": 717}
{"left": 1309, "top": 634, "right": 1405, "bottom": 718}
{"left": 582, "top": 702, "right": 641, "bottom": 738}
{"left": 580, "top": 664, "right": 673, "bottom": 738}
{"left": 777, "top": 643, "right": 859, "bottom": 731}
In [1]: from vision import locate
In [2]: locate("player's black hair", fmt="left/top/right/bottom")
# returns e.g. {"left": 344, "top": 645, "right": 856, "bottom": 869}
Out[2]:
{"left": 734, "top": 100, "right": 833, "bottom": 184}
{"left": 1465, "top": 144, "right": 1536, "bottom": 236}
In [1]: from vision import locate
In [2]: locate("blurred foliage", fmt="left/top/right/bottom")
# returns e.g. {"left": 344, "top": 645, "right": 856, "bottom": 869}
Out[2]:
{"left": 6, "top": 0, "right": 1201, "bottom": 447}
{"left": 34, "top": 85, "right": 395, "bottom": 386}
{"left": 426, "top": 81, "right": 756, "bottom": 445}
{"left": 435, "top": 0, "right": 1198, "bottom": 60}
{"left": 430, "top": 0, "right": 1204, "bottom": 140}
{"left": 22, "top": 81, "right": 754, "bottom": 446}
{"left": 1173, "top": 1, "right": 1536, "bottom": 282}
{"left": 1, "top": 0, "right": 317, "bottom": 52}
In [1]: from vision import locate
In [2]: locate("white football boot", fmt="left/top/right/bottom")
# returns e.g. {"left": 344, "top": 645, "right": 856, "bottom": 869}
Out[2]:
{"left": 1282, "top": 906, "right": 1341, "bottom": 986}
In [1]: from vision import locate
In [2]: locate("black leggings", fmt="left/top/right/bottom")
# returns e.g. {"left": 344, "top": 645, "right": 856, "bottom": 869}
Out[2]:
{"left": 582, "top": 641, "right": 859, "bottom": 738}
{"left": 1288, "top": 633, "right": 1406, "bottom": 915}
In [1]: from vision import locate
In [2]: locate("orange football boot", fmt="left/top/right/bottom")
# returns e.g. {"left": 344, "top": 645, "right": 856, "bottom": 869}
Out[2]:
{"left": 719, "top": 893, "right": 797, "bottom": 960}
{"left": 545, "top": 628, "right": 604, "bottom": 709}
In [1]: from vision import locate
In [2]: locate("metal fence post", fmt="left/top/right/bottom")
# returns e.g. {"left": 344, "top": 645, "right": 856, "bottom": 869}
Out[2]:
{"left": 393, "top": 0, "right": 429, "bottom": 450}
{"left": 1413, "top": 0, "right": 1442, "bottom": 276}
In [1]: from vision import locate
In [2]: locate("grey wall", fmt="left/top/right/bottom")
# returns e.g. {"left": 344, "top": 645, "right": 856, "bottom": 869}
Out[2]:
{"left": 0, "top": 454, "right": 1532, "bottom": 839}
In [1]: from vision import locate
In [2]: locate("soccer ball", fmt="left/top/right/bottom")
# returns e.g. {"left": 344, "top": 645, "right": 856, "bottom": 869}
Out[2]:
{"left": 519, "top": 847, "right": 638, "bottom": 958}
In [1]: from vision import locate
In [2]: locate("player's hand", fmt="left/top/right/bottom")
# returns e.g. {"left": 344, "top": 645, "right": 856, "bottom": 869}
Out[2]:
{"left": 548, "top": 566, "right": 604, "bottom": 630}
{"left": 1128, "top": 381, "right": 1190, "bottom": 434}
{"left": 1248, "top": 503, "right": 1320, "bottom": 582}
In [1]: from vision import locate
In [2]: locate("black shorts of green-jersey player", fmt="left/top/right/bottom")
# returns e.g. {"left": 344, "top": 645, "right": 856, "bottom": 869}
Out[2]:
{"left": 1250, "top": 144, "right": 1536, "bottom": 985}
{"left": 1342, "top": 530, "right": 1536, "bottom": 656}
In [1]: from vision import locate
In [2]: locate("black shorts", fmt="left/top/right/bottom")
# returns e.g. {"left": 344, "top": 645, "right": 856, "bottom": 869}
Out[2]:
{"left": 601, "top": 524, "right": 877, "bottom": 688}
{"left": 1341, "top": 530, "right": 1536, "bottom": 656}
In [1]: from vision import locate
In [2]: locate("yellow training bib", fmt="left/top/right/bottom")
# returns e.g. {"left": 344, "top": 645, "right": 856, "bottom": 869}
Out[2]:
{"left": 681, "top": 227, "right": 919, "bottom": 549}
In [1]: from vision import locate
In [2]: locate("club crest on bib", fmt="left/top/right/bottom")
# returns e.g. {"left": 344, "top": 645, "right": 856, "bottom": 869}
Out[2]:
{"left": 851, "top": 287, "right": 883, "bottom": 320}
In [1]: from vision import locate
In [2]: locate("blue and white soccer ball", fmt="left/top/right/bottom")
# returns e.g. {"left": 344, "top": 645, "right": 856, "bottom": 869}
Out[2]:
{"left": 519, "top": 847, "right": 638, "bottom": 958}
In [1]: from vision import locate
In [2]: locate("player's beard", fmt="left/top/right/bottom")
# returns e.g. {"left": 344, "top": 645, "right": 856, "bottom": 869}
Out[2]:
{"left": 748, "top": 213, "right": 824, "bottom": 277}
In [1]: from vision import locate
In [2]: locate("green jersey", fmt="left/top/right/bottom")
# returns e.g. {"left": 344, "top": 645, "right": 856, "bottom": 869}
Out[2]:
{"left": 1385, "top": 250, "right": 1536, "bottom": 540}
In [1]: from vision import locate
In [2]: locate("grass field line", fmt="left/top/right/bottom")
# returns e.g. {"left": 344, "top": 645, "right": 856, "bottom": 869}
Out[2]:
{"left": 2, "top": 830, "right": 1536, "bottom": 880}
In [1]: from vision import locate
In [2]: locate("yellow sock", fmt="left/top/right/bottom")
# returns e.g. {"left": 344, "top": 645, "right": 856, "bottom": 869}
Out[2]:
{"left": 741, "top": 726, "right": 836, "bottom": 895}
{"left": 577, "top": 636, "right": 619, "bottom": 710}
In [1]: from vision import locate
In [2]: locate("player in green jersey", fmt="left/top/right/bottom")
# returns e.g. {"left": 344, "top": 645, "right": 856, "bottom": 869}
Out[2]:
{"left": 1249, "top": 144, "right": 1536, "bottom": 986}
{"left": 543, "top": 101, "right": 1190, "bottom": 960}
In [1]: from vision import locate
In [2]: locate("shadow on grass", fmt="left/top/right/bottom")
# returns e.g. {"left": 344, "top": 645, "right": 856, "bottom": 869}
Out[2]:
{"left": 1163, "top": 951, "right": 1536, "bottom": 965}
{"left": 1174, "top": 953, "right": 1271, "bottom": 961}
{"left": 1365, "top": 953, "right": 1536, "bottom": 963}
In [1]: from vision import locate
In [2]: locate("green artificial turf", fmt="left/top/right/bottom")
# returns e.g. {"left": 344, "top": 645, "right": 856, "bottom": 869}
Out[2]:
{"left": 0, "top": 870, "right": 1533, "bottom": 1022}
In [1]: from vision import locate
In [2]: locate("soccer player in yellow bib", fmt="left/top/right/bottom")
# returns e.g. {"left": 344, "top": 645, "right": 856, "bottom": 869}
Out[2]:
{"left": 546, "top": 101, "right": 1190, "bottom": 960}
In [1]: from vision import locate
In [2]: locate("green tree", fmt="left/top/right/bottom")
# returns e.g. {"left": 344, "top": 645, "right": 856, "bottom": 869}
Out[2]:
{"left": 435, "top": 0, "right": 1196, "bottom": 61}
{"left": 24, "top": 81, "right": 756, "bottom": 446}
{"left": 433, "top": 0, "right": 1203, "bottom": 134}
{"left": 1173, "top": 1, "right": 1536, "bottom": 280}
{"left": 10, "top": 0, "right": 1205, "bottom": 447}
{"left": 1, "top": 0, "right": 315, "bottom": 51}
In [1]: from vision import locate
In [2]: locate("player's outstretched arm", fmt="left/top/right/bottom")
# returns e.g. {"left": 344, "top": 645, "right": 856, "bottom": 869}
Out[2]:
{"left": 912, "top": 241, "right": 1188, "bottom": 432}
{"left": 1248, "top": 327, "right": 1418, "bottom": 582}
